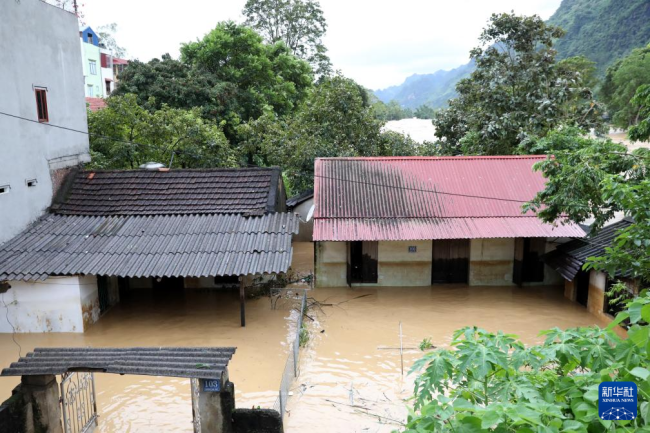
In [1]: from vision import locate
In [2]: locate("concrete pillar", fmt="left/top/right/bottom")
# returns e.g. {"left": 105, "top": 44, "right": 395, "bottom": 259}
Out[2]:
{"left": 196, "top": 370, "right": 235, "bottom": 433}
{"left": 20, "top": 375, "right": 63, "bottom": 433}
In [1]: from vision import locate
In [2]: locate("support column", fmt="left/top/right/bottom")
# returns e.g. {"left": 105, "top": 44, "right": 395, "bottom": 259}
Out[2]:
{"left": 239, "top": 279, "right": 246, "bottom": 327}
{"left": 196, "top": 370, "right": 235, "bottom": 433}
{"left": 20, "top": 375, "right": 63, "bottom": 433}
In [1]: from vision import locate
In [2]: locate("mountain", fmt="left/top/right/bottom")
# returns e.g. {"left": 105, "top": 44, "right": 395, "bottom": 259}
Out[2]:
{"left": 375, "top": 0, "right": 650, "bottom": 110}
{"left": 375, "top": 62, "right": 474, "bottom": 109}
{"left": 547, "top": 0, "right": 650, "bottom": 74}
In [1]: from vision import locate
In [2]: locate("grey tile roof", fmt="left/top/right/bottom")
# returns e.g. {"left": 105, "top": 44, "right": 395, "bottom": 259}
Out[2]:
{"left": 0, "top": 213, "right": 299, "bottom": 281}
{"left": 51, "top": 168, "right": 281, "bottom": 216}
{"left": 1, "top": 347, "right": 236, "bottom": 380}
{"left": 543, "top": 219, "right": 634, "bottom": 281}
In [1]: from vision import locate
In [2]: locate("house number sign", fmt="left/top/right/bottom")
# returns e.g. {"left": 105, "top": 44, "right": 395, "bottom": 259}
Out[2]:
{"left": 202, "top": 379, "right": 221, "bottom": 392}
{"left": 408, "top": 246, "right": 417, "bottom": 253}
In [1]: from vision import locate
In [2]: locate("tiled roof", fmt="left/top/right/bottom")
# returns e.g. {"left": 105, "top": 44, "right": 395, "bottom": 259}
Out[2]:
{"left": 0, "top": 213, "right": 298, "bottom": 281}
{"left": 52, "top": 168, "right": 281, "bottom": 216}
{"left": 1, "top": 347, "right": 236, "bottom": 380}
{"left": 544, "top": 219, "right": 634, "bottom": 281}
{"left": 85, "top": 97, "right": 107, "bottom": 112}
{"left": 313, "top": 156, "right": 585, "bottom": 241}
{"left": 286, "top": 189, "right": 313, "bottom": 208}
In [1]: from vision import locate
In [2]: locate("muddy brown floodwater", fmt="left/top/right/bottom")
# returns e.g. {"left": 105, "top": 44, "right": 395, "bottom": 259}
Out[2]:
{"left": 0, "top": 242, "right": 610, "bottom": 432}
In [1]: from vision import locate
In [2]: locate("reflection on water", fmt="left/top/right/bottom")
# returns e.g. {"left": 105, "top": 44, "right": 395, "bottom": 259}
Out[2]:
{"left": 0, "top": 243, "right": 606, "bottom": 432}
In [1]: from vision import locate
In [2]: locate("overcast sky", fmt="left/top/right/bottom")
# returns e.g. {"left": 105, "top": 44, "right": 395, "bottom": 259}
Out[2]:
{"left": 84, "top": 0, "right": 563, "bottom": 90}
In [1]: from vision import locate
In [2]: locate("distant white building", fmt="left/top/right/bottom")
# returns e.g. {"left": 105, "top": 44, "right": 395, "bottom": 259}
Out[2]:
{"left": 0, "top": 0, "right": 91, "bottom": 244}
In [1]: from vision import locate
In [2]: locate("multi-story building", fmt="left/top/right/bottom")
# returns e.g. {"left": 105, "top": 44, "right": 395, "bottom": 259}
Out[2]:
{"left": 79, "top": 26, "right": 104, "bottom": 97}
{"left": 0, "top": 0, "right": 91, "bottom": 244}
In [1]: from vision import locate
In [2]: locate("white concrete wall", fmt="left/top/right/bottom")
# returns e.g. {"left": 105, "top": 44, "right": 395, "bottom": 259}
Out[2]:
{"left": 292, "top": 198, "right": 314, "bottom": 242}
{"left": 0, "top": 0, "right": 91, "bottom": 245}
{"left": 0, "top": 276, "right": 98, "bottom": 333}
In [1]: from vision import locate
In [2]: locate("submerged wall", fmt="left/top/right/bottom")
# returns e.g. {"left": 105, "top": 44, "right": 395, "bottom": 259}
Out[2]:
{"left": 315, "top": 242, "right": 347, "bottom": 287}
{"left": 377, "top": 240, "right": 431, "bottom": 286}
{"left": 469, "top": 238, "right": 514, "bottom": 286}
{"left": 0, "top": 275, "right": 99, "bottom": 333}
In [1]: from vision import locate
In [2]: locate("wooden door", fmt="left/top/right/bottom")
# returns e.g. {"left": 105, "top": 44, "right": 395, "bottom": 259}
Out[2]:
{"left": 432, "top": 239, "right": 469, "bottom": 284}
{"left": 350, "top": 241, "right": 378, "bottom": 284}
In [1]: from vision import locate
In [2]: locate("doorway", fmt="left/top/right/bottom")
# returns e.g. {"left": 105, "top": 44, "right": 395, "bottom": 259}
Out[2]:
{"left": 513, "top": 238, "right": 546, "bottom": 286}
{"left": 348, "top": 241, "right": 378, "bottom": 284}
{"left": 575, "top": 270, "right": 590, "bottom": 307}
{"left": 431, "top": 239, "right": 470, "bottom": 284}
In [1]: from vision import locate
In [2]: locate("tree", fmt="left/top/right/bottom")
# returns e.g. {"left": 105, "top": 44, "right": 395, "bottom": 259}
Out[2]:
{"left": 243, "top": 0, "right": 331, "bottom": 76}
{"left": 601, "top": 45, "right": 650, "bottom": 129}
{"left": 629, "top": 84, "right": 650, "bottom": 142}
{"left": 180, "top": 21, "right": 313, "bottom": 121}
{"left": 88, "top": 94, "right": 239, "bottom": 170}
{"left": 433, "top": 12, "right": 604, "bottom": 156}
{"left": 524, "top": 128, "right": 650, "bottom": 282}
{"left": 404, "top": 292, "right": 650, "bottom": 432}
{"left": 96, "top": 23, "right": 127, "bottom": 58}
{"left": 414, "top": 105, "right": 436, "bottom": 119}
{"left": 238, "top": 74, "right": 420, "bottom": 193}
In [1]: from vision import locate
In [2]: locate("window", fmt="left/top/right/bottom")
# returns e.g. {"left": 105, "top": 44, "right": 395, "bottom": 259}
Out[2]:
{"left": 35, "top": 88, "right": 48, "bottom": 122}
{"left": 0, "top": 185, "right": 10, "bottom": 195}
{"left": 87, "top": 33, "right": 93, "bottom": 44}
{"left": 87, "top": 85, "right": 94, "bottom": 97}
{"left": 89, "top": 60, "right": 97, "bottom": 75}
{"left": 105, "top": 80, "right": 111, "bottom": 95}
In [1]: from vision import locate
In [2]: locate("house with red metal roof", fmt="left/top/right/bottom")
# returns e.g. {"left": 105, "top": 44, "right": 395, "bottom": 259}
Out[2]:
{"left": 313, "top": 156, "right": 586, "bottom": 288}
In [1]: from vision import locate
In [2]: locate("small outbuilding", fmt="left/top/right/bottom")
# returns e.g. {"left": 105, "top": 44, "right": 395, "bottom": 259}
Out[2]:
{"left": 313, "top": 156, "right": 585, "bottom": 288}
{"left": 0, "top": 167, "right": 298, "bottom": 332}
{"left": 286, "top": 189, "right": 314, "bottom": 242}
{"left": 544, "top": 218, "right": 640, "bottom": 322}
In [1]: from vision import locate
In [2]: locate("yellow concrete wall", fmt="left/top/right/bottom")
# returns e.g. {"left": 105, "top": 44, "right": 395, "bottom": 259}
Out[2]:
{"left": 587, "top": 270, "right": 607, "bottom": 319}
{"left": 377, "top": 240, "right": 432, "bottom": 286}
{"left": 564, "top": 279, "right": 576, "bottom": 301}
{"left": 469, "top": 238, "right": 514, "bottom": 286}
{"left": 315, "top": 241, "right": 348, "bottom": 287}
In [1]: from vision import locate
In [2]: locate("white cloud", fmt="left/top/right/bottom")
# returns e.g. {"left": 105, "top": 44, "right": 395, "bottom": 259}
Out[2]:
{"left": 83, "top": 0, "right": 562, "bottom": 90}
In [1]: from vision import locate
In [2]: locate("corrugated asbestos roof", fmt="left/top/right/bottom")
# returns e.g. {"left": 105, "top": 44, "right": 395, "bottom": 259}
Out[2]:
{"left": 52, "top": 168, "right": 280, "bottom": 216}
{"left": 1, "top": 347, "right": 236, "bottom": 380}
{"left": 544, "top": 219, "right": 634, "bottom": 281}
{"left": 313, "top": 156, "right": 585, "bottom": 241}
{"left": 0, "top": 213, "right": 298, "bottom": 281}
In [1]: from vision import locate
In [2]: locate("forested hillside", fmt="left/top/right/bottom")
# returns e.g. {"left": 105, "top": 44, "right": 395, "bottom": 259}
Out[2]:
{"left": 376, "top": 0, "right": 650, "bottom": 110}
{"left": 547, "top": 0, "right": 650, "bottom": 74}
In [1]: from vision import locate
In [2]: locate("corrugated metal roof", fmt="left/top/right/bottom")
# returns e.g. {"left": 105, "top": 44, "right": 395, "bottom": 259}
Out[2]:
{"left": 314, "top": 217, "right": 585, "bottom": 241}
{"left": 543, "top": 219, "right": 634, "bottom": 281}
{"left": 52, "top": 168, "right": 281, "bottom": 216}
{"left": 1, "top": 347, "right": 235, "bottom": 380}
{"left": 313, "top": 156, "right": 585, "bottom": 241}
{"left": 0, "top": 213, "right": 298, "bottom": 281}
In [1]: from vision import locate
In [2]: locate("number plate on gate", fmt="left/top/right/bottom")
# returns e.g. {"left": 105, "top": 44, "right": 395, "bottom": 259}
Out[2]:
{"left": 203, "top": 379, "right": 221, "bottom": 392}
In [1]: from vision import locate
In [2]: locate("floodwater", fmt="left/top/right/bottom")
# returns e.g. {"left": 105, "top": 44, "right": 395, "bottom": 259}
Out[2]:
{"left": 0, "top": 242, "right": 608, "bottom": 432}
{"left": 0, "top": 288, "right": 298, "bottom": 432}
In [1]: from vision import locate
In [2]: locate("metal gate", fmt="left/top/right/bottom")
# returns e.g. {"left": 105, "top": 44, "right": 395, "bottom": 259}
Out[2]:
{"left": 60, "top": 372, "right": 98, "bottom": 433}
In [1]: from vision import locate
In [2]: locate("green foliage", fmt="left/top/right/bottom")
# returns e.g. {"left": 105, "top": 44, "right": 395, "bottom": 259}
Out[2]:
{"left": 238, "top": 74, "right": 422, "bottom": 193}
{"left": 600, "top": 45, "right": 650, "bottom": 128}
{"left": 243, "top": 0, "right": 331, "bottom": 76}
{"left": 371, "top": 100, "right": 414, "bottom": 121}
{"left": 433, "top": 12, "right": 605, "bottom": 156}
{"left": 547, "top": 0, "right": 650, "bottom": 75}
{"left": 404, "top": 292, "right": 650, "bottom": 432}
{"left": 419, "top": 337, "right": 433, "bottom": 352}
{"left": 414, "top": 105, "right": 436, "bottom": 120}
{"left": 524, "top": 128, "right": 650, "bottom": 282}
{"left": 87, "top": 94, "right": 239, "bottom": 170}
{"left": 629, "top": 84, "right": 650, "bottom": 142}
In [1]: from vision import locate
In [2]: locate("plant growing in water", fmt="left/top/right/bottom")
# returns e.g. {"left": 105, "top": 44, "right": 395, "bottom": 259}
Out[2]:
{"left": 418, "top": 337, "right": 433, "bottom": 351}
{"left": 403, "top": 290, "right": 650, "bottom": 432}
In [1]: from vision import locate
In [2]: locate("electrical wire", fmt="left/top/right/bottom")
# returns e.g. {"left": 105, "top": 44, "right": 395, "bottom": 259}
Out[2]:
{"left": 1, "top": 292, "right": 22, "bottom": 358}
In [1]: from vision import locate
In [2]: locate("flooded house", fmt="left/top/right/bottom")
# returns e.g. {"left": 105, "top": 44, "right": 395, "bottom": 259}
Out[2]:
{"left": 312, "top": 156, "right": 586, "bottom": 288}
{"left": 544, "top": 218, "right": 640, "bottom": 322}
{"left": 0, "top": 168, "right": 298, "bottom": 333}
